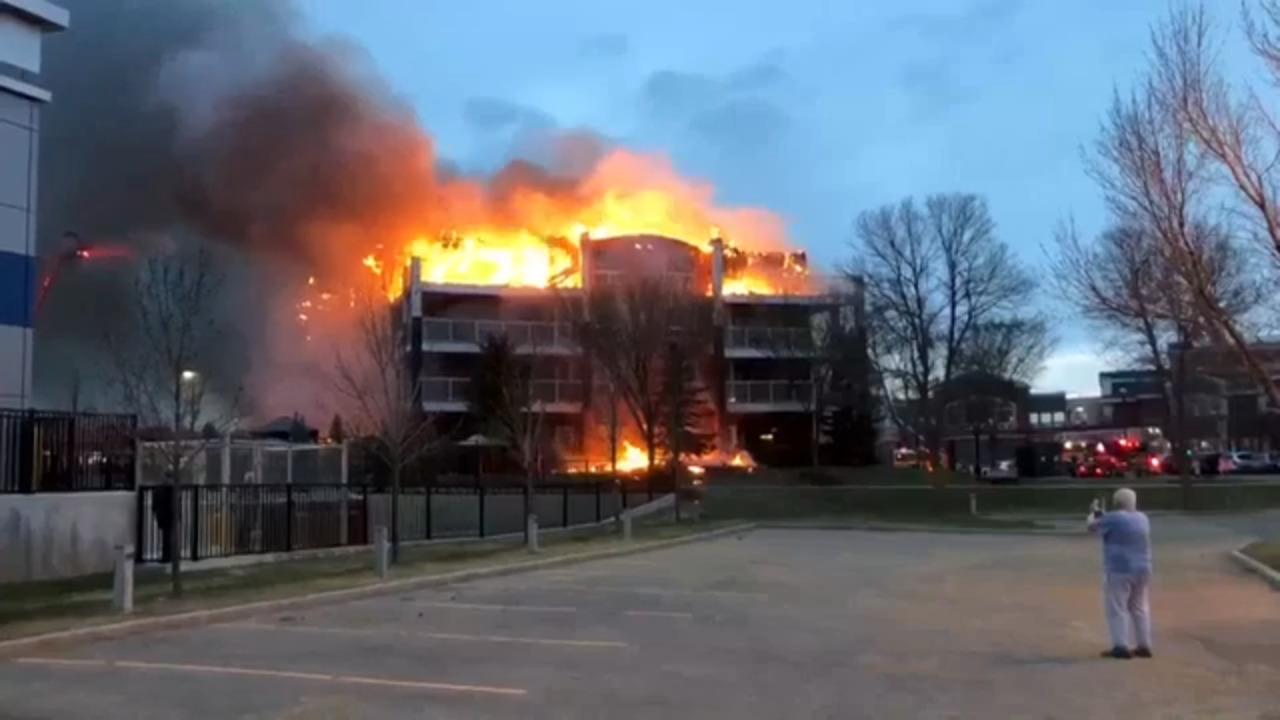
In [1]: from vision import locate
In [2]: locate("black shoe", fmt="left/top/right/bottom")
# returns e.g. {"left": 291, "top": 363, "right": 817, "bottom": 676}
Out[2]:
{"left": 1100, "top": 646, "right": 1132, "bottom": 659}
{"left": 1133, "top": 647, "right": 1152, "bottom": 658}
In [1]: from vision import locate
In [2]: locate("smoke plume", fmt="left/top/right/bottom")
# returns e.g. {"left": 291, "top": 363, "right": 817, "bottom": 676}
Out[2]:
{"left": 34, "top": 0, "right": 789, "bottom": 422}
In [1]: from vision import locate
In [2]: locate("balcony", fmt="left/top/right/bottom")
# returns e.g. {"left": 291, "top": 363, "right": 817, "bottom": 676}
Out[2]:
{"left": 421, "top": 377, "right": 584, "bottom": 411}
{"left": 725, "top": 326, "right": 812, "bottom": 357}
{"left": 726, "top": 380, "right": 812, "bottom": 412}
{"left": 422, "top": 319, "right": 577, "bottom": 354}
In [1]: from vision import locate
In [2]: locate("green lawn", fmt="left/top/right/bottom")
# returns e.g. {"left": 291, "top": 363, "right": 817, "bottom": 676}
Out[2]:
{"left": 1239, "top": 541, "right": 1280, "bottom": 571}
{"left": 0, "top": 520, "right": 734, "bottom": 640}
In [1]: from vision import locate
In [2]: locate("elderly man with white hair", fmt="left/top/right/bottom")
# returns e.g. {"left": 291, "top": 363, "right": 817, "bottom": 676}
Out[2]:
{"left": 1087, "top": 487, "right": 1153, "bottom": 659}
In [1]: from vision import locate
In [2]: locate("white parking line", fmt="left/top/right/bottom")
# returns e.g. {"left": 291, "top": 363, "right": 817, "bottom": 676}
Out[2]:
{"left": 494, "top": 583, "right": 767, "bottom": 599}
{"left": 624, "top": 610, "right": 695, "bottom": 619}
{"left": 218, "top": 622, "right": 627, "bottom": 648}
{"left": 412, "top": 601, "right": 578, "bottom": 614}
{"left": 12, "top": 657, "right": 526, "bottom": 696}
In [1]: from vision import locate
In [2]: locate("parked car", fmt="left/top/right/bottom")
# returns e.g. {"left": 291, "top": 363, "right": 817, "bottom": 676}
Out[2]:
{"left": 1219, "top": 451, "right": 1269, "bottom": 475}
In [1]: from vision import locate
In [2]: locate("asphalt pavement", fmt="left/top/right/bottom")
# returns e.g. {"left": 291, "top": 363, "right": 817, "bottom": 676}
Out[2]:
{"left": 0, "top": 520, "right": 1277, "bottom": 718}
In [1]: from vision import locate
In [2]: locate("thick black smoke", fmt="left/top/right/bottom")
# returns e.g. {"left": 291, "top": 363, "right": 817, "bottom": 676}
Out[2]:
{"left": 34, "top": 0, "right": 615, "bottom": 419}
{"left": 33, "top": 0, "right": 448, "bottom": 417}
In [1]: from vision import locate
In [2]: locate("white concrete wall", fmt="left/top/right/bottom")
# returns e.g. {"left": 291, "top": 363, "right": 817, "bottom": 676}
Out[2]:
{"left": 0, "top": 491, "right": 135, "bottom": 582}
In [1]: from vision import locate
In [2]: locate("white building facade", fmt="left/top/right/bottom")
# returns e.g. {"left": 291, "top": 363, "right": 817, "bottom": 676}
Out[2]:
{"left": 0, "top": 0, "right": 67, "bottom": 408}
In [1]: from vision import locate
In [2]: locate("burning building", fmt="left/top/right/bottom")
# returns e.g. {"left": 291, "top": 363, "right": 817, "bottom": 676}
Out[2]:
{"left": 397, "top": 227, "right": 856, "bottom": 470}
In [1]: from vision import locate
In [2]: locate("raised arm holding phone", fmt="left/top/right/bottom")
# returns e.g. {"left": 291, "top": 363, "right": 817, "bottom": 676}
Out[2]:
{"left": 1088, "top": 488, "right": 1153, "bottom": 659}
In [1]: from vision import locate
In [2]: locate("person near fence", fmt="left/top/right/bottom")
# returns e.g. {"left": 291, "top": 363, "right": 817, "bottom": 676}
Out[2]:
{"left": 152, "top": 481, "right": 175, "bottom": 563}
{"left": 1087, "top": 488, "right": 1153, "bottom": 660}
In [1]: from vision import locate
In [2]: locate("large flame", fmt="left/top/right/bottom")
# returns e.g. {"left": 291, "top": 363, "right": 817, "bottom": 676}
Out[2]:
{"left": 340, "top": 150, "right": 809, "bottom": 300}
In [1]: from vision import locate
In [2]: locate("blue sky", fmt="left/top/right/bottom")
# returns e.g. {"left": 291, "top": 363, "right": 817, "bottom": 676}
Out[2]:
{"left": 296, "top": 0, "right": 1236, "bottom": 397}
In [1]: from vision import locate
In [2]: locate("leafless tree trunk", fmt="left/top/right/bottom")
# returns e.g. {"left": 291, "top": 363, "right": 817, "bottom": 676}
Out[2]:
{"left": 1144, "top": 4, "right": 1280, "bottom": 405}
{"left": 567, "top": 277, "right": 713, "bottom": 472}
{"left": 101, "top": 245, "right": 240, "bottom": 598}
{"left": 848, "top": 194, "right": 1035, "bottom": 459}
{"left": 332, "top": 281, "right": 439, "bottom": 565}
{"left": 466, "top": 334, "right": 548, "bottom": 534}
{"left": 764, "top": 292, "right": 867, "bottom": 467}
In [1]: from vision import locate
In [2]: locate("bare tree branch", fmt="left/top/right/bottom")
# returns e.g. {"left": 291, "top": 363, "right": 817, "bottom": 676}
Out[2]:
{"left": 331, "top": 276, "right": 442, "bottom": 561}
{"left": 565, "top": 276, "right": 714, "bottom": 470}
{"left": 100, "top": 243, "right": 241, "bottom": 598}
{"left": 467, "top": 334, "right": 549, "bottom": 490}
{"left": 846, "top": 193, "right": 1035, "bottom": 452}
{"left": 1145, "top": 3, "right": 1280, "bottom": 404}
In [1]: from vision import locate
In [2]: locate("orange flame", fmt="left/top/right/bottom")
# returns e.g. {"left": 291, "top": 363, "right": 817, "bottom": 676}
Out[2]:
{"left": 328, "top": 150, "right": 809, "bottom": 300}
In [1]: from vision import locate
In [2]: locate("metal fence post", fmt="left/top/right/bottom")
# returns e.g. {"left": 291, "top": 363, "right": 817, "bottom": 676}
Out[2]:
{"left": 478, "top": 485, "right": 487, "bottom": 538}
{"left": 135, "top": 488, "right": 146, "bottom": 562}
{"left": 425, "top": 485, "right": 434, "bottom": 541}
{"left": 361, "top": 485, "right": 370, "bottom": 545}
{"left": 285, "top": 484, "right": 295, "bottom": 552}
{"left": 17, "top": 410, "right": 34, "bottom": 493}
{"left": 561, "top": 485, "right": 569, "bottom": 528}
{"left": 374, "top": 526, "right": 389, "bottom": 578}
{"left": 189, "top": 487, "right": 201, "bottom": 562}
{"left": 594, "top": 482, "right": 602, "bottom": 523}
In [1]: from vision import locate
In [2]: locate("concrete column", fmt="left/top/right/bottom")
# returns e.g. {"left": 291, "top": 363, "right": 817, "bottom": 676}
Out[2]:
{"left": 220, "top": 436, "right": 232, "bottom": 485}
{"left": 374, "top": 526, "right": 389, "bottom": 578}
{"left": 709, "top": 235, "right": 725, "bottom": 301}
{"left": 526, "top": 514, "right": 540, "bottom": 553}
{"left": 112, "top": 544, "right": 134, "bottom": 613}
{"left": 252, "top": 445, "right": 263, "bottom": 484}
{"left": 339, "top": 441, "right": 350, "bottom": 543}
{"left": 579, "top": 231, "right": 593, "bottom": 292}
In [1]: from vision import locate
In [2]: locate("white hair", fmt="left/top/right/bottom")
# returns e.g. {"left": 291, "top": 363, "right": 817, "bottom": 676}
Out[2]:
{"left": 1113, "top": 488, "right": 1137, "bottom": 511}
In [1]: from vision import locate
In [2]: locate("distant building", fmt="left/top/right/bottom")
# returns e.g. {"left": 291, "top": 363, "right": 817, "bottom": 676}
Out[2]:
{"left": 0, "top": 1, "right": 69, "bottom": 408}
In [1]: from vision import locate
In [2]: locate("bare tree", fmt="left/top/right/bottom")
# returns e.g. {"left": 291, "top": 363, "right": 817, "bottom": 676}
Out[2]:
{"left": 953, "top": 319, "right": 1052, "bottom": 384}
{"left": 331, "top": 281, "right": 439, "bottom": 564}
{"left": 567, "top": 277, "right": 714, "bottom": 471}
{"left": 101, "top": 244, "right": 241, "bottom": 597}
{"left": 1144, "top": 4, "right": 1280, "bottom": 404}
{"left": 467, "top": 334, "right": 549, "bottom": 529}
{"left": 1050, "top": 218, "right": 1260, "bottom": 471}
{"left": 764, "top": 289, "right": 871, "bottom": 466}
{"left": 847, "top": 193, "right": 1037, "bottom": 454}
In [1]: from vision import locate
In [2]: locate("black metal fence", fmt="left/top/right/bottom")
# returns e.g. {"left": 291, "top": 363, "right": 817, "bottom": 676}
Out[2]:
{"left": 136, "top": 481, "right": 663, "bottom": 564}
{"left": 0, "top": 409, "right": 137, "bottom": 493}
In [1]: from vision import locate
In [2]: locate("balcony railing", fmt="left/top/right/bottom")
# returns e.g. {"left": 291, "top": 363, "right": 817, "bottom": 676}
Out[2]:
{"left": 422, "top": 319, "right": 576, "bottom": 349}
{"left": 726, "top": 380, "right": 812, "bottom": 405}
{"left": 725, "top": 326, "right": 812, "bottom": 353}
{"left": 422, "top": 377, "right": 584, "bottom": 405}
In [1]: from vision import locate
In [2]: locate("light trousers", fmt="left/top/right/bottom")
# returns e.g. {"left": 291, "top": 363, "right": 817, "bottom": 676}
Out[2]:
{"left": 1104, "top": 569, "right": 1152, "bottom": 649}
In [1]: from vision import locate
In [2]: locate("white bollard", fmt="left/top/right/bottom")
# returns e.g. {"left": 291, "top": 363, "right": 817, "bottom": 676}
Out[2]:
{"left": 969, "top": 492, "right": 978, "bottom": 517}
{"left": 526, "top": 514, "right": 540, "bottom": 553}
{"left": 622, "top": 515, "right": 633, "bottom": 542}
{"left": 374, "top": 526, "right": 390, "bottom": 578}
{"left": 112, "top": 544, "right": 134, "bottom": 613}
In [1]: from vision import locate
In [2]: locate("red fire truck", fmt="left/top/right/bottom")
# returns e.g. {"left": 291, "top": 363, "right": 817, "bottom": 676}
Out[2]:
{"left": 1064, "top": 437, "right": 1163, "bottom": 478}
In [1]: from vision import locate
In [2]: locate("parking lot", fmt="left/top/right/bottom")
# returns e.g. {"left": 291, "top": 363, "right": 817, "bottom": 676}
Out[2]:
{"left": 2, "top": 522, "right": 1279, "bottom": 719}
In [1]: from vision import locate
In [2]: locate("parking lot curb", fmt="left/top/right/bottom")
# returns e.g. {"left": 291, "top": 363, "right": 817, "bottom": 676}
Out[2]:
{"left": 1228, "top": 543, "right": 1280, "bottom": 590}
{"left": 0, "top": 523, "right": 755, "bottom": 657}
{"left": 759, "top": 522, "right": 1082, "bottom": 537}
